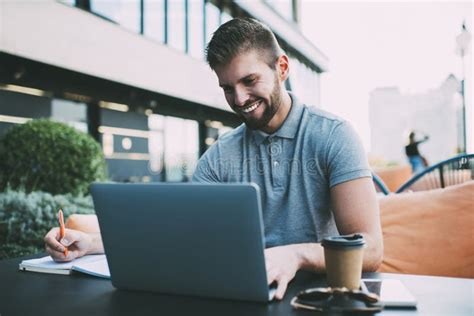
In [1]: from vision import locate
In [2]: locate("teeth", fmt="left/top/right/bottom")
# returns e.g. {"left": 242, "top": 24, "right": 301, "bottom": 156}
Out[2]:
{"left": 242, "top": 100, "right": 261, "bottom": 113}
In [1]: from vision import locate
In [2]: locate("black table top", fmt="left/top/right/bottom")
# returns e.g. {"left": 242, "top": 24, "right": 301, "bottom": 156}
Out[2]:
{"left": 1, "top": 255, "right": 472, "bottom": 316}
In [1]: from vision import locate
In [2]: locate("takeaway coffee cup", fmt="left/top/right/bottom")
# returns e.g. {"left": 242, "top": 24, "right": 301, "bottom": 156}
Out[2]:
{"left": 322, "top": 234, "right": 365, "bottom": 290}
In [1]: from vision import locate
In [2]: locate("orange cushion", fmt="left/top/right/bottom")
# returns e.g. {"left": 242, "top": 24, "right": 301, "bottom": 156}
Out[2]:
{"left": 378, "top": 181, "right": 474, "bottom": 278}
{"left": 401, "top": 169, "right": 472, "bottom": 192}
{"left": 373, "top": 165, "right": 412, "bottom": 192}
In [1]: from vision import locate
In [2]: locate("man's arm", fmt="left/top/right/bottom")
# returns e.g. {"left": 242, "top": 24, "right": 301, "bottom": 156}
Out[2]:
{"left": 329, "top": 177, "right": 384, "bottom": 270}
{"left": 265, "top": 177, "right": 383, "bottom": 299}
{"left": 296, "top": 177, "right": 383, "bottom": 271}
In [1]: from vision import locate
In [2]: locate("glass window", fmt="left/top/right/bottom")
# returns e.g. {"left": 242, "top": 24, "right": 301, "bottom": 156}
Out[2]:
{"left": 168, "top": 0, "right": 186, "bottom": 52}
{"left": 221, "top": 9, "right": 232, "bottom": 25}
{"left": 164, "top": 116, "right": 199, "bottom": 182}
{"left": 289, "top": 56, "right": 321, "bottom": 107}
{"left": 264, "top": 0, "right": 293, "bottom": 22}
{"left": 204, "top": 1, "right": 220, "bottom": 48}
{"left": 288, "top": 56, "right": 301, "bottom": 99}
{"left": 188, "top": 0, "right": 205, "bottom": 59}
{"left": 144, "top": 0, "right": 165, "bottom": 43}
{"left": 203, "top": 120, "right": 232, "bottom": 150}
{"left": 51, "top": 99, "right": 88, "bottom": 133}
{"left": 91, "top": 0, "right": 141, "bottom": 33}
{"left": 148, "top": 114, "right": 165, "bottom": 178}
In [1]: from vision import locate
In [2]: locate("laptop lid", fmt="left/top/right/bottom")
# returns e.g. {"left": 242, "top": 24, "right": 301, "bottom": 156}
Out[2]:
{"left": 91, "top": 182, "right": 272, "bottom": 302}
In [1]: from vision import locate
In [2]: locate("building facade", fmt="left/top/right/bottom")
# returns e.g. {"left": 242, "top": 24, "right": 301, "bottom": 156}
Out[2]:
{"left": 369, "top": 75, "right": 463, "bottom": 166}
{"left": 0, "top": 0, "right": 329, "bottom": 182}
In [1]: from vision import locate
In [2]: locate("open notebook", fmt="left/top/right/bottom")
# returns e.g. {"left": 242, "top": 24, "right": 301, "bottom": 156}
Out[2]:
{"left": 19, "top": 254, "right": 110, "bottom": 279}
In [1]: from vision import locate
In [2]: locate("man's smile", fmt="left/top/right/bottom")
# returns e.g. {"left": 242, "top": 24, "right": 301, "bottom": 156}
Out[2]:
{"left": 240, "top": 100, "right": 262, "bottom": 114}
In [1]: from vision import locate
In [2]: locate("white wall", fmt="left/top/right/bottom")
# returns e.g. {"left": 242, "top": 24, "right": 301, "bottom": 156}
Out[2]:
{"left": 369, "top": 78, "right": 460, "bottom": 165}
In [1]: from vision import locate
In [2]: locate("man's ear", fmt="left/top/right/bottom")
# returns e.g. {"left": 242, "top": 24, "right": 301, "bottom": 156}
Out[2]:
{"left": 276, "top": 55, "right": 290, "bottom": 81}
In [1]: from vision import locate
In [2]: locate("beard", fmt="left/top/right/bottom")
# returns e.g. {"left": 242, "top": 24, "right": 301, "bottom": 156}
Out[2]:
{"left": 236, "top": 75, "right": 283, "bottom": 131}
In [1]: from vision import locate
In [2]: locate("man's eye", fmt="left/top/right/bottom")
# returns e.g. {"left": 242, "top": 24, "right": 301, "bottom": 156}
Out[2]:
{"left": 245, "top": 78, "right": 256, "bottom": 85}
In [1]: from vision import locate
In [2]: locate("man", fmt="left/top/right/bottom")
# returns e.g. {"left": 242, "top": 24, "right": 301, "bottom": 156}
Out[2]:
{"left": 405, "top": 130, "right": 429, "bottom": 173}
{"left": 45, "top": 18, "right": 383, "bottom": 300}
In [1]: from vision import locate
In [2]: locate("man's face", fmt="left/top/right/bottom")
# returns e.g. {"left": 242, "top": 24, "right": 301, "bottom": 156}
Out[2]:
{"left": 215, "top": 50, "right": 283, "bottom": 130}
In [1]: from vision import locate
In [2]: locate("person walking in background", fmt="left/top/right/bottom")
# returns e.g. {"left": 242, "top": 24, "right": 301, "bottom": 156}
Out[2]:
{"left": 405, "top": 130, "right": 429, "bottom": 173}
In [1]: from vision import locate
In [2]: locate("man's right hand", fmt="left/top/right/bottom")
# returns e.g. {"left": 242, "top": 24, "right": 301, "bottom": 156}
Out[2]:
{"left": 44, "top": 227, "right": 93, "bottom": 262}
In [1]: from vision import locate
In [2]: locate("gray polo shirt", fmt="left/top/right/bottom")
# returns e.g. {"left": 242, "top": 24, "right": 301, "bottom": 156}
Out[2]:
{"left": 192, "top": 94, "right": 371, "bottom": 248}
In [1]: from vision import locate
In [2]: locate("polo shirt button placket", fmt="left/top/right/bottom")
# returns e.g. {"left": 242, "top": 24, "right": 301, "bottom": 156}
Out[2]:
{"left": 267, "top": 138, "right": 276, "bottom": 185}
{"left": 270, "top": 139, "right": 282, "bottom": 187}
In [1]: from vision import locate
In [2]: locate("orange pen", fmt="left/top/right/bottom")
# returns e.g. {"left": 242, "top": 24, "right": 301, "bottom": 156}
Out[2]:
{"left": 58, "top": 209, "right": 68, "bottom": 257}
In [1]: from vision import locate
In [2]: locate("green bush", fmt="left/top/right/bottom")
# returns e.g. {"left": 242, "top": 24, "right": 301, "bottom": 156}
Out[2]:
{"left": 0, "top": 119, "right": 107, "bottom": 195}
{"left": 0, "top": 190, "right": 95, "bottom": 259}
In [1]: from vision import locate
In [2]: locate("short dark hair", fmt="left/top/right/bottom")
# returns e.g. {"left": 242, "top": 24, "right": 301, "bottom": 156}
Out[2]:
{"left": 206, "top": 18, "right": 282, "bottom": 71}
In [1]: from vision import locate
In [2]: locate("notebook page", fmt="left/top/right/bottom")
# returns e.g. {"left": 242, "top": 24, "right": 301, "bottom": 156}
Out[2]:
{"left": 72, "top": 255, "right": 110, "bottom": 278}
{"left": 20, "top": 255, "right": 106, "bottom": 271}
{"left": 20, "top": 256, "right": 74, "bottom": 270}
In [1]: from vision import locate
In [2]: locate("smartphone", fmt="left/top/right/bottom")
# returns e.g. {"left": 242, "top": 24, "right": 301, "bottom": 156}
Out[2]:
{"left": 361, "top": 279, "right": 417, "bottom": 308}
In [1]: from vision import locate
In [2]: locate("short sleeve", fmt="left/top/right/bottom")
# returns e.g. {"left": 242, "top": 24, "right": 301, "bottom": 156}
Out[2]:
{"left": 191, "top": 146, "right": 221, "bottom": 183}
{"left": 325, "top": 121, "right": 371, "bottom": 187}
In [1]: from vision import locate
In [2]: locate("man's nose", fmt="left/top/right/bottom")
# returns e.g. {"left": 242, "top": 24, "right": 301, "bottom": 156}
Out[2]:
{"left": 233, "top": 87, "right": 249, "bottom": 107}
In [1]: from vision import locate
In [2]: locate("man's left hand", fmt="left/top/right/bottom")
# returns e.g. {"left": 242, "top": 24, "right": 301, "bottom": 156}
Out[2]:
{"left": 264, "top": 244, "right": 301, "bottom": 300}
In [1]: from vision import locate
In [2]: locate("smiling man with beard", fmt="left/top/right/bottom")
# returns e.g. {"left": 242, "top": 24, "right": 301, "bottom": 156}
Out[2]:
{"left": 43, "top": 18, "right": 383, "bottom": 302}
{"left": 192, "top": 18, "right": 383, "bottom": 300}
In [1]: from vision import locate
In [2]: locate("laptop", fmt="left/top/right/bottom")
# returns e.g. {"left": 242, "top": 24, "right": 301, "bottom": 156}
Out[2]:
{"left": 90, "top": 182, "right": 276, "bottom": 302}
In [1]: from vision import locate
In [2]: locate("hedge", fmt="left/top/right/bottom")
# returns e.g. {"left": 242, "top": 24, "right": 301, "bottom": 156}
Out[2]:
{"left": 0, "top": 190, "right": 95, "bottom": 259}
{"left": 0, "top": 119, "right": 107, "bottom": 195}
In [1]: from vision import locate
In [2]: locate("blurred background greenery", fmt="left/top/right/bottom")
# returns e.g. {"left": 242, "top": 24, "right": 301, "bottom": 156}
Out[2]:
{"left": 0, "top": 119, "right": 106, "bottom": 259}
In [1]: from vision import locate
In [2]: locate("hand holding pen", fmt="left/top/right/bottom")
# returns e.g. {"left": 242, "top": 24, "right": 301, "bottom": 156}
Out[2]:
{"left": 44, "top": 210, "right": 97, "bottom": 261}
{"left": 58, "top": 209, "right": 69, "bottom": 257}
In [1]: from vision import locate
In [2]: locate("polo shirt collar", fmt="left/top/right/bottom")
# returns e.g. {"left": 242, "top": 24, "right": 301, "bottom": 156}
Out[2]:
{"left": 251, "top": 92, "right": 304, "bottom": 145}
